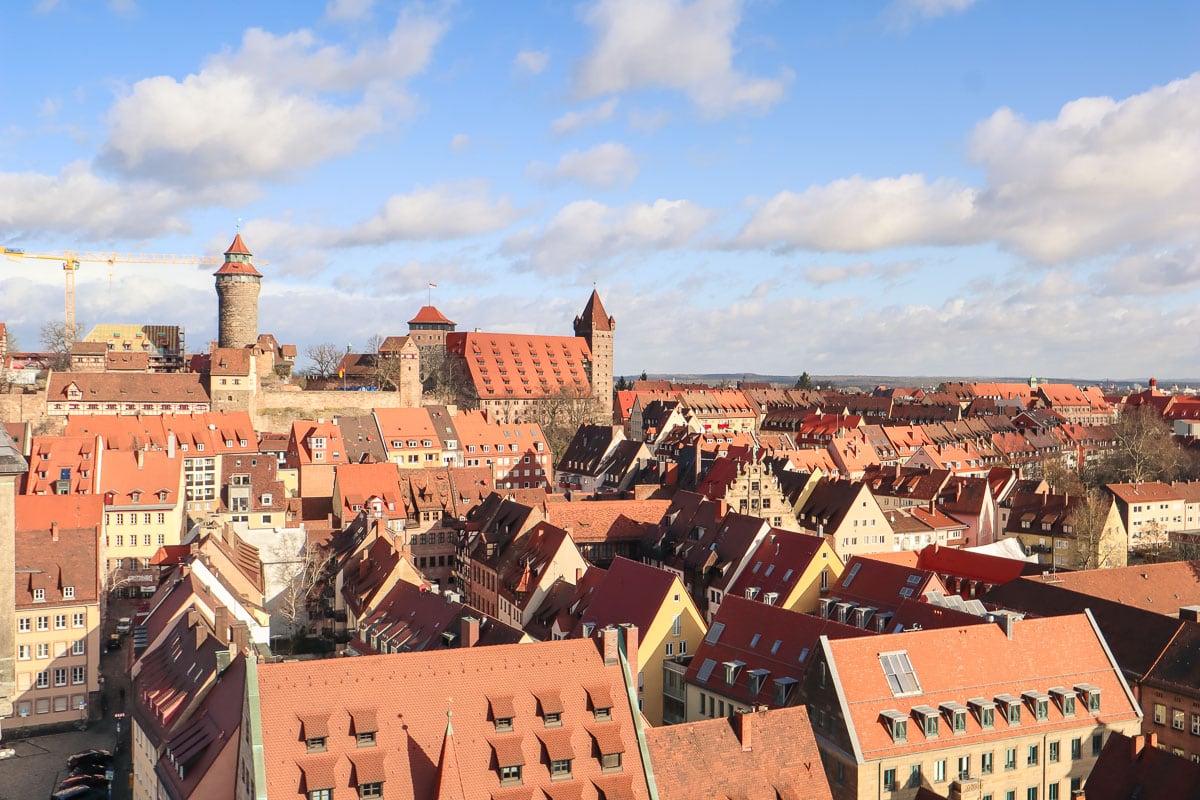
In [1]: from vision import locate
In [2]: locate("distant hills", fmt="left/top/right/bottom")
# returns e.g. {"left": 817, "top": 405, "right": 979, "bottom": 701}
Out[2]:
{"left": 625, "top": 373, "right": 1200, "bottom": 391}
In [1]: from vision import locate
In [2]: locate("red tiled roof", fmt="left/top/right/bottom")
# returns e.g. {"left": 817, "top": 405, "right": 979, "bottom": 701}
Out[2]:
{"left": 575, "top": 290, "right": 612, "bottom": 333}
{"left": 14, "top": 495, "right": 102, "bottom": 606}
{"left": 446, "top": 332, "right": 593, "bottom": 400}
{"left": 213, "top": 234, "right": 262, "bottom": 277}
{"left": 573, "top": 557, "right": 680, "bottom": 640}
{"left": 408, "top": 305, "right": 455, "bottom": 326}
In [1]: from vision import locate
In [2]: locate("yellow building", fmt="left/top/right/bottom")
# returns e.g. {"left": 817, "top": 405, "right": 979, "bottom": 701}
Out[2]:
{"left": 11, "top": 495, "right": 104, "bottom": 730}
{"left": 100, "top": 448, "right": 186, "bottom": 597}
{"left": 575, "top": 556, "right": 707, "bottom": 726}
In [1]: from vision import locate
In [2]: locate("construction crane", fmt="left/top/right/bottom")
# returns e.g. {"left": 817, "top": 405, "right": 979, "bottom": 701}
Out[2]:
{"left": 0, "top": 248, "right": 226, "bottom": 337}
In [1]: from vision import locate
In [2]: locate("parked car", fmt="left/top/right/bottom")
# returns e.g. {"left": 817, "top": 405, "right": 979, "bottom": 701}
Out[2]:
{"left": 55, "top": 774, "right": 108, "bottom": 792}
{"left": 106, "top": 633, "right": 122, "bottom": 652}
{"left": 51, "top": 785, "right": 107, "bottom": 800}
{"left": 115, "top": 617, "right": 133, "bottom": 635}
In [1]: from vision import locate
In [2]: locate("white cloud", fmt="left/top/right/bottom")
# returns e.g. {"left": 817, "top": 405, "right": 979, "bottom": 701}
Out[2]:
{"left": 337, "top": 182, "right": 521, "bottom": 245}
{"left": 503, "top": 198, "right": 713, "bottom": 275}
{"left": 551, "top": 98, "right": 619, "bottom": 135}
{"left": 514, "top": 50, "right": 550, "bottom": 75}
{"left": 0, "top": 162, "right": 205, "bottom": 239}
{"left": 1094, "top": 245, "right": 1200, "bottom": 297}
{"left": 98, "top": 11, "right": 446, "bottom": 187}
{"left": 804, "top": 260, "right": 919, "bottom": 287}
{"left": 628, "top": 108, "right": 671, "bottom": 132}
{"left": 450, "top": 133, "right": 471, "bottom": 151}
{"left": 738, "top": 175, "right": 977, "bottom": 252}
{"left": 738, "top": 73, "right": 1200, "bottom": 264}
{"left": 325, "top": 0, "right": 374, "bottom": 21}
{"left": 967, "top": 73, "right": 1200, "bottom": 263}
{"left": 575, "top": 0, "right": 788, "bottom": 116}
{"left": 883, "top": 0, "right": 978, "bottom": 30}
{"left": 530, "top": 142, "right": 639, "bottom": 189}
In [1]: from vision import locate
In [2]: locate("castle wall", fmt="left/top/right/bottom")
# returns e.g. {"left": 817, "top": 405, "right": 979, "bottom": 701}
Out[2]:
{"left": 251, "top": 389, "right": 415, "bottom": 433}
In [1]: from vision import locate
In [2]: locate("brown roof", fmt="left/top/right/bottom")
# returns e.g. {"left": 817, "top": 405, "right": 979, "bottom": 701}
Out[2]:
{"left": 213, "top": 233, "right": 262, "bottom": 277}
{"left": 408, "top": 305, "right": 455, "bottom": 326}
{"left": 1085, "top": 731, "right": 1200, "bottom": 800}
{"left": 14, "top": 495, "right": 102, "bottom": 606}
{"left": 49, "top": 372, "right": 210, "bottom": 404}
{"left": 575, "top": 290, "right": 613, "bottom": 333}
{"left": 645, "top": 707, "right": 832, "bottom": 800}
{"left": 446, "top": 331, "right": 593, "bottom": 401}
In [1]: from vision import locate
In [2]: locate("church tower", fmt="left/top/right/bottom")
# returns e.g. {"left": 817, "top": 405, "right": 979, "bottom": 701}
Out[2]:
{"left": 214, "top": 233, "right": 262, "bottom": 350}
{"left": 574, "top": 290, "right": 615, "bottom": 420}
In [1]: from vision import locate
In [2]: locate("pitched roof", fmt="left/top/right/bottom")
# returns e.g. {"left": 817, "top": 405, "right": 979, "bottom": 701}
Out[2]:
{"left": 408, "top": 305, "right": 455, "bottom": 326}
{"left": 829, "top": 556, "right": 946, "bottom": 609}
{"left": 49, "top": 372, "right": 210, "bottom": 404}
{"left": 256, "top": 638, "right": 650, "bottom": 800}
{"left": 573, "top": 557, "right": 681, "bottom": 640}
{"left": 575, "top": 290, "right": 613, "bottom": 333}
{"left": 543, "top": 499, "right": 671, "bottom": 545}
{"left": 446, "top": 331, "right": 593, "bottom": 401}
{"left": 213, "top": 233, "right": 262, "bottom": 277}
{"left": 1085, "top": 731, "right": 1200, "bottom": 800}
{"left": 14, "top": 495, "right": 102, "bottom": 606}
{"left": 826, "top": 613, "right": 1140, "bottom": 761}
{"left": 726, "top": 529, "right": 829, "bottom": 601}
{"left": 645, "top": 707, "right": 833, "bottom": 800}
{"left": 1030, "top": 560, "right": 1200, "bottom": 614}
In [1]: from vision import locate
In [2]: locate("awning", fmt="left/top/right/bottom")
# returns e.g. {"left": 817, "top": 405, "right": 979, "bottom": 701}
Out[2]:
{"left": 350, "top": 708, "right": 377, "bottom": 734}
{"left": 488, "top": 695, "right": 516, "bottom": 720}
{"left": 298, "top": 712, "right": 330, "bottom": 740}
{"left": 587, "top": 724, "right": 626, "bottom": 756}
{"left": 585, "top": 685, "right": 613, "bottom": 712}
{"left": 534, "top": 689, "right": 563, "bottom": 716}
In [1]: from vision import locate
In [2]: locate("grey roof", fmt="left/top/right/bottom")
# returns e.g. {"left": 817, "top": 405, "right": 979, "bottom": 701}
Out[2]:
{"left": 0, "top": 426, "right": 28, "bottom": 475}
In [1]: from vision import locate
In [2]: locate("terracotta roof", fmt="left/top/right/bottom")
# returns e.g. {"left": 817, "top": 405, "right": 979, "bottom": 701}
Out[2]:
{"left": 544, "top": 500, "right": 670, "bottom": 544}
{"left": 573, "top": 557, "right": 681, "bottom": 640}
{"left": 49, "top": 372, "right": 210, "bottom": 404}
{"left": 825, "top": 613, "right": 1140, "bottom": 761}
{"left": 155, "top": 654, "right": 246, "bottom": 799}
{"left": 726, "top": 529, "right": 829, "bottom": 601}
{"left": 574, "top": 290, "right": 613, "bottom": 333}
{"left": 256, "top": 638, "right": 650, "bottom": 800}
{"left": 210, "top": 347, "right": 253, "bottom": 376}
{"left": 408, "top": 305, "right": 455, "bottom": 326}
{"left": 827, "top": 556, "right": 946, "bottom": 609}
{"left": 1085, "top": 731, "right": 1200, "bottom": 800}
{"left": 14, "top": 494, "right": 102, "bottom": 606}
{"left": 353, "top": 580, "right": 524, "bottom": 654}
{"left": 213, "top": 234, "right": 262, "bottom": 277}
{"left": 645, "top": 707, "right": 833, "bottom": 800}
{"left": 446, "top": 332, "right": 594, "bottom": 401}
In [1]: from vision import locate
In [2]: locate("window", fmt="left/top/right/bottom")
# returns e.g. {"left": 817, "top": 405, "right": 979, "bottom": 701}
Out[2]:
{"left": 1027, "top": 744, "right": 1038, "bottom": 766}
{"left": 72, "top": 666, "right": 86, "bottom": 684}
{"left": 908, "top": 765, "right": 921, "bottom": 788}
{"left": 544, "top": 712, "right": 562, "bottom": 728}
{"left": 671, "top": 613, "right": 682, "bottom": 636}
{"left": 981, "top": 751, "right": 993, "bottom": 774}
{"left": 1154, "top": 703, "right": 1167, "bottom": 725}
{"left": 72, "top": 612, "right": 84, "bottom": 628}
{"left": 36, "top": 615, "right": 48, "bottom": 631}
{"left": 495, "top": 717, "right": 514, "bottom": 732}
{"left": 500, "top": 764, "right": 522, "bottom": 785}
{"left": 933, "top": 759, "right": 946, "bottom": 782}
{"left": 1175, "top": 708, "right": 1187, "bottom": 731}
{"left": 33, "top": 588, "right": 45, "bottom": 603}
{"left": 1092, "top": 733, "right": 1103, "bottom": 756}
{"left": 1192, "top": 713, "right": 1200, "bottom": 736}
{"left": 358, "top": 782, "right": 382, "bottom": 798}
{"left": 54, "top": 614, "right": 67, "bottom": 629}
{"left": 1049, "top": 740, "right": 1060, "bottom": 763}
{"left": 1048, "top": 783, "right": 1059, "bottom": 800}
{"left": 54, "top": 667, "right": 68, "bottom": 687}
{"left": 957, "top": 755, "right": 970, "bottom": 780}
{"left": 923, "top": 712, "right": 938, "bottom": 738}
{"left": 36, "top": 643, "right": 49, "bottom": 659}
{"left": 357, "top": 731, "right": 376, "bottom": 747}
{"left": 18, "top": 617, "right": 29, "bottom": 633}
{"left": 17, "top": 645, "right": 29, "bottom": 660}
{"left": 601, "top": 752, "right": 622, "bottom": 772}
{"left": 306, "top": 737, "right": 327, "bottom": 753}
{"left": 1027, "top": 789, "right": 1038, "bottom": 800}
{"left": 1071, "top": 738, "right": 1082, "bottom": 759}
{"left": 63, "top": 586, "right": 75, "bottom": 599}
{"left": 883, "top": 768, "right": 897, "bottom": 791}
{"left": 72, "top": 639, "right": 85, "bottom": 656}
{"left": 1005, "top": 748, "right": 1017, "bottom": 770}
{"left": 308, "top": 791, "right": 332, "bottom": 800}
{"left": 550, "top": 758, "right": 572, "bottom": 778}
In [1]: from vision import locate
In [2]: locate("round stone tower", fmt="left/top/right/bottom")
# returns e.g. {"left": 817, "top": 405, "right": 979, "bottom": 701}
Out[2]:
{"left": 214, "top": 233, "right": 262, "bottom": 349}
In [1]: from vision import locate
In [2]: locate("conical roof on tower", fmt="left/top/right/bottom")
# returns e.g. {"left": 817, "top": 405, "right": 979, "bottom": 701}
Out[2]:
{"left": 213, "top": 233, "right": 262, "bottom": 277}
{"left": 576, "top": 289, "right": 613, "bottom": 332}
{"left": 434, "top": 710, "right": 467, "bottom": 800}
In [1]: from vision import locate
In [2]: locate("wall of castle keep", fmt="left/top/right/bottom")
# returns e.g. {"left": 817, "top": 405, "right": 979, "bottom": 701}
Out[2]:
{"left": 216, "top": 277, "right": 260, "bottom": 350}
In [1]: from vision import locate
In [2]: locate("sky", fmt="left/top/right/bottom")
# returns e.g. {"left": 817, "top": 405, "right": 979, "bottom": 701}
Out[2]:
{"left": 2, "top": 0, "right": 1199, "bottom": 381}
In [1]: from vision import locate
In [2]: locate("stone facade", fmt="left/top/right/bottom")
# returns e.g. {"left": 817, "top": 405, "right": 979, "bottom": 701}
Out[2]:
{"left": 214, "top": 234, "right": 262, "bottom": 350}
{"left": 0, "top": 428, "right": 28, "bottom": 717}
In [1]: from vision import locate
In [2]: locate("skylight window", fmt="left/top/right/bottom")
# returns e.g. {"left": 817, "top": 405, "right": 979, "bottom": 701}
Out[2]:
{"left": 879, "top": 651, "right": 921, "bottom": 696}
{"left": 843, "top": 563, "right": 862, "bottom": 587}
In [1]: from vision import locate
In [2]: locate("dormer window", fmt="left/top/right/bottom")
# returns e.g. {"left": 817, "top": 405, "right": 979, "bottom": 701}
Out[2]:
{"left": 913, "top": 705, "right": 939, "bottom": 738}
{"left": 748, "top": 668, "right": 770, "bottom": 695}
{"left": 996, "top": 694, "right": 1021, "bottom": 725}
{"left": 773, "top": 676, "right": 798, "bottom": 706}
{"left": 723, "top": 660, "right": 745, "bottom": 685}
{"left": 306, "top": 736, "right": 327, "bottom": 753}
{"left": 1075, "top": 684, "right": 1101, "bottom": 713}
{"left": 881, "top": 710, "right": 908, "bottom": 743}
{"left": 1023, "top": 691, "right": 1050, "bottom": 721}
{"left": 33, "top": 588, "right": 45, "bottom": 603}
{"left": 1050, "top": 687, "right": 1076, "bottom": 717}
{"left": 940, "top": 702, "right": 968, "bottom": 733}
{"left": 544, "top": 712, "right": 561, "bottom": 728}
{"left": 63, "top": 587, "right": 75, "bottom": 600}
{"left": 969, "top": 698, "right": 995, "bottom": 729}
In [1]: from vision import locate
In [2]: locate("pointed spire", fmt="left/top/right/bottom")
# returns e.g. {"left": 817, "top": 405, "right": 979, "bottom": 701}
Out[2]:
{"left": 575, "top": 289, "right": 613, "bottom": 332}
{"left": 434, "top": 707, "right": 467, "bottom": 800}
{"left": 214, "top": 232, "right": 262, "bottom": 277}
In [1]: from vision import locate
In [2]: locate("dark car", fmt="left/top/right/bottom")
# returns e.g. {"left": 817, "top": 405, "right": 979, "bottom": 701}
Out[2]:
{"left": 106, "top": 633, "right": 122, "bottom": 652}
{"left": 66, "top": 749, "right": 111, "bottom": 769}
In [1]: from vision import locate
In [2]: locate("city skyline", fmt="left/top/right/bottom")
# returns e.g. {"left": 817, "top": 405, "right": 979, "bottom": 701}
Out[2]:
{"left": 2, "top": 0, "right": 1199, "bottom": 378}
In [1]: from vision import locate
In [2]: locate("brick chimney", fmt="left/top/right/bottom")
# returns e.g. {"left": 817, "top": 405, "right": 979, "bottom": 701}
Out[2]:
{"left": 618, "top": 623, "right": 639, "bottom": 684}
{"left": 51, "top": 521, "right": 59, "bottom": 543}
{"left": 601, "top": 625, "right": 619, "bottom": 667}
{"left": 737, "top": 708, "right": 754, "bottom": 751}
{"left": 230, "top": 620, "right": 250, "bottom": 655}
{"left": 461, "top": 615, "right": 480, "bottom": 648}
{"left": 214, "top": 605, "right": 230, "bottom": 646}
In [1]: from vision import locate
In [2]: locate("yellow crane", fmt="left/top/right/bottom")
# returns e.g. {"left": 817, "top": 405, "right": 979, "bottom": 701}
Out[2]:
{"left": 0, "top": 248, "right": 226, "bottom": 337}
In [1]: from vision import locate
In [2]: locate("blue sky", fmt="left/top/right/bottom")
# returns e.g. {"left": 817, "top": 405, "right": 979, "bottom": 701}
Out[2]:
{"left": 2, "top": 0, "right": 1199, "bottom": 380}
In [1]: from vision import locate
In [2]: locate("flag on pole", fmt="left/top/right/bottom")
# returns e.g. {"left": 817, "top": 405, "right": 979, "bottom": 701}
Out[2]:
{"left": 429, "top": 282, "right": 438, "bottom": 288}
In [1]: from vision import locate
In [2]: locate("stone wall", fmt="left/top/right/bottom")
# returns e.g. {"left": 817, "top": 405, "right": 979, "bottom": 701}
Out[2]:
{"left": 252, "top": 388, "right": 414, "bottom": 433}
{"left": 0, "top": 392, "right": 49, "bottom": 428}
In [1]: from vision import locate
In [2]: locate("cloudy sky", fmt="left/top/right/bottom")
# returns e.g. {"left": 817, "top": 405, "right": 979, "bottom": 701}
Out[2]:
{"left": 2, "top": 0, "right": 1199, "bottom": 380}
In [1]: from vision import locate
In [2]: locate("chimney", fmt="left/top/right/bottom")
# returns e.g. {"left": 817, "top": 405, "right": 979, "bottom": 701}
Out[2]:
{"left": 618, "top": 623, "right": 639, "bottom": 684}
{"left": 167, "top": 431, "right": 176, "bottom": 459}
{"left": 51, "top": 521, "right": 59, "bottom": 542}
{"left": 230, "top": 620, "right": 250, "bottom": 655}
{"left": 1180, "top": 606, "right": 1200, "bottom": 622}
{"left": 575, "top": 567, "right": 584, "bottom": 583}
{"left": 601, "top": 625, "right": 619, "bottom": 667}
{"left": 461, "top": 615, "right": 480, "bottom": 648}
{"left": 136, "top": 447, "right": 144, "bottom": 470}
{"left": 214, "top": 605, "right": 230, "bottom": 646}
{"left": 737, "top": 708, "right": 754, "bottom": 751}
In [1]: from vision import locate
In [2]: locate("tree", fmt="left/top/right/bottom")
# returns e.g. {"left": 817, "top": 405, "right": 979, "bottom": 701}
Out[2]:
{"left": 1041, "top": 457, "right": 1085, "bottom": 496}
{"left": 40, "top": 321, "right": 77, "bottom": 371}
{"left": 794, "top": 371, "right": 813, "bottom": 390}
{"left": 270, "top": 539, "right": 331, "bottom": 638}
{"left": 304, "top": 343, "right": 344, "bottom": 379}
{"left": 615, "top": 375, "right": 629, "bottom": 392}
{"left": 524, "top": 386, "right": 605, "bottom": 462}
{"left": 639, "top": 371, "right": 648, "bottom": 382}
{"left": 1066, "top": 490, "right": 1125, "bottom": 570}
{"left": 1090, "top": 405, "right": 1192, "bottom": 486}
{"left": 420, "top": 347, "right": 476, "bottom": 407}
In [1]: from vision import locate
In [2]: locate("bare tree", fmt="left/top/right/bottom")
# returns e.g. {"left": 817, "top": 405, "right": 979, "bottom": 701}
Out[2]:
{"left": 523, "top": 386, "right": 605, "bottom": 463}
{"left": 1091, "top": 405, "right": 1189, "bottom": 486}
{"left": 304, "top": 343, "right": 344, "bottom": 379}
{"left": 1067, "top": 490, "right": 1125, "bottom": 570}
{"left": 421, "top": 348, "right": 477, "bottom": 407}
{"left": 40, "top": 320, "right": 77, "bottom": 371}
{"left": 1041, "top": 457, "right": 1085, "bottom": 496}
{"left": 271, "top": 540, "right": 330, "bottom": 637}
